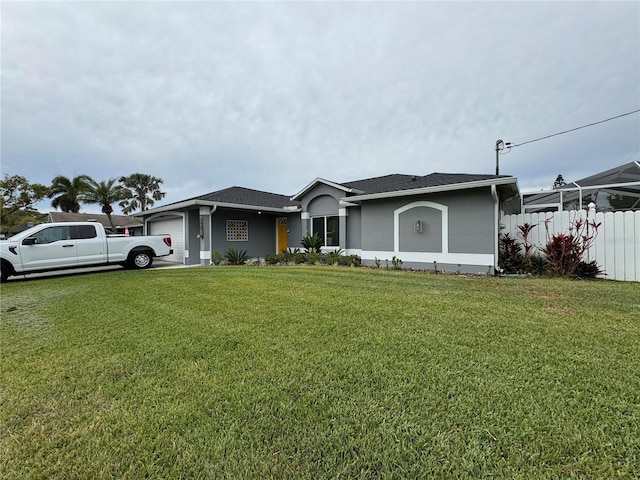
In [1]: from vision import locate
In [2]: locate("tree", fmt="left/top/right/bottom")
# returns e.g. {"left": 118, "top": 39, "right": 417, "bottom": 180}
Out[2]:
{"left": 49, "top": 174, "right": 92, "bottom": 213}
{"left": 118, "top": 173, "right": 166, "bottom": 214}
{"left": 79, "top": 178, "right": 130, "bottom": 231}
{"left": 1, "top": 174, "right": 49, "bottom": 233}
{"left": 552, "top": 174, "right": 566, "bottom": 189}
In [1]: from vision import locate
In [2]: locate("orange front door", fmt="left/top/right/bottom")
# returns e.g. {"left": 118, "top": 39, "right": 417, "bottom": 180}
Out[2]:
{"left": 276, "top": 217, "right": 288, "bottom": 253}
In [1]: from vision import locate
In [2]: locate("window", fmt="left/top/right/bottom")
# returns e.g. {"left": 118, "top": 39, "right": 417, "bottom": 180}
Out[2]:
{"left": 31, "top": 226, "right": 71, "bottom": 244}
{"left": 312, "top": 216, "right": 339, "bottom": 247}
{"left": 73, "top": 225, "right": 97, "bottom": 239}
{"left": 226, "top": 220, "right": 248, "bottom": 241}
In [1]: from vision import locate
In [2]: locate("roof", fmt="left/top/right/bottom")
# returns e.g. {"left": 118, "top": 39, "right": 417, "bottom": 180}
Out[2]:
{"left": 143, "top": 172, "right": 520, "bottom": 216}
{"left": 292, "top": 172, "right": 515, "bottom": 201}
{"left": 193, "top": 186, "right": 300, "bottom": 209}
{"left": 343, "top": 173, "right": 512, "bottom": 195}
{"left": 47, "top": 212, "right": 142, "bottom": 228}
{"left": 142, "top": 186, "right": 301, "bottom": 216}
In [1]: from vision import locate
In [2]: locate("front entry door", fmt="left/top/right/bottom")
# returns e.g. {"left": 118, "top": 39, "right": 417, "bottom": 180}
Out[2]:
{"left": 276, "top": 218, "right": 288, "bottom": 253}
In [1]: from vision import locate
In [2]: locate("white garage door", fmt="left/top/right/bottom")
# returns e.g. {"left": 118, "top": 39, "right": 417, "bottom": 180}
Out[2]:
{"left": 148, "top": 217, "right": 184, "bottom": 264}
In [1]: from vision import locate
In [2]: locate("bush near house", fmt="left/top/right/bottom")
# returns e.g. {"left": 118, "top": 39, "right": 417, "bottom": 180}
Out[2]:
{"left": 265, "top": 249, "right": 361, "bottom": 267}
{"left": 499, "top": 216, "right": 602, "bottom": 279}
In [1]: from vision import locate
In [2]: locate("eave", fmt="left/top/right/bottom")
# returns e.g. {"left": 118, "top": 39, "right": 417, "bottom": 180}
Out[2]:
{"left": 140, "top": 199, "right": 300, "bottom": 216}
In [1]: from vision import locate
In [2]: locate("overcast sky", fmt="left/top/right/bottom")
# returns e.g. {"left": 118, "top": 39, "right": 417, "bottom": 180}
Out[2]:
{"left": 2, "top": 1, "right": 639, "bottom": 213}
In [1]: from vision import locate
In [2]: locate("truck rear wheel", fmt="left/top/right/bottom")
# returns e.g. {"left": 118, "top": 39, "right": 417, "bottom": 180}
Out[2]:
{"left": 129, "top": 251, "right": 153, "bottom": 269}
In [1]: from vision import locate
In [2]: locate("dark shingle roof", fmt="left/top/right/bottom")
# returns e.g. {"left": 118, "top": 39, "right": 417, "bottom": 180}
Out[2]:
{"left": 192, "top": 186, "right": 300, "bottom": 209}
{"left": 342, "top": 173, "right": 510, "bottom": 195}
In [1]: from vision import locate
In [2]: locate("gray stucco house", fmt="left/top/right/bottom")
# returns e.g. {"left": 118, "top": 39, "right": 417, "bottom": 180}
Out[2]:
{"left": 140, "top": 172, "right": 521, "bottom": 274}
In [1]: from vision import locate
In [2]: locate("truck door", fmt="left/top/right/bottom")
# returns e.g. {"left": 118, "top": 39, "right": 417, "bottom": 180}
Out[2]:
{"left": 74, "top": 224, "right": 107, "bottom": 266}
{"left": 18, "top": 225, "right": 78, "bottom": 271}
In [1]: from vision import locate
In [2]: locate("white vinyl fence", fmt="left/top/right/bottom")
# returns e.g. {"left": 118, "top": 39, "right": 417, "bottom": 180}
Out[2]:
{"left": 501, "top": 209, "right": 640, "bottom": 282}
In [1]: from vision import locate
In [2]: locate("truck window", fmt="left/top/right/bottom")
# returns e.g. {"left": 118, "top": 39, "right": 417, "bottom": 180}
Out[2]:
{"left": 31, "top": 226, "right": 71, "bottom": 244}
{"left": 73, "top": 225, "right": 98, "bottom": 239}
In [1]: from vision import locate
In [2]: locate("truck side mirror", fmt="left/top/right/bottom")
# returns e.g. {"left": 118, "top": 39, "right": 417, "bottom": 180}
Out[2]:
{"left": 22, "top": 237, "right": 37, "bottom": 246}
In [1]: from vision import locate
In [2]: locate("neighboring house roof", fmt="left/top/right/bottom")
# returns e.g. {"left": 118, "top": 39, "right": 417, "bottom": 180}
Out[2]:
{"left": 47, "top": 212, "right": 142, "bottom": 228}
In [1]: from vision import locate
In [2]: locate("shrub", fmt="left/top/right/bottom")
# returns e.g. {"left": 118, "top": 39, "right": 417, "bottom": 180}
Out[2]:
{"left": 498, "top": 233, "right": 526, "bottom": 273}
{"left": 224, "top": 248, "right": 250, "bottom": 265}
{"left": 265, "top": 254, "right": 280, "bottom": 265}
{"left": 541, "top": 216, "right": 601, "bottom": 277}
{"left": 339, "top": 255, "right": 361, "bottom": 267}
{"left": 325, "top": 249, "right": 343, "bottom": 265}
{"left": 301, "top": 233, "right": 322, "bottom": 254}
{"left": 574, "top": 260, "right": 603, "bottom": 279}
{"left": 526, "top": 254, "right": 549, "bottom": 276}
{"left": 306, "top": 252, "right": 322, "bottom": 264}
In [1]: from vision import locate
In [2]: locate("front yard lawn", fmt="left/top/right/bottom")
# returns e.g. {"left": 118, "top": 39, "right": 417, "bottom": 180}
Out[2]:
{"left": 1, "top": 267, "right": 639, "bottom": 478}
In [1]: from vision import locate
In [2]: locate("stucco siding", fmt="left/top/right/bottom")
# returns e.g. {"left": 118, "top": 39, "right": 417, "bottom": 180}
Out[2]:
{"left": 308, "top": 195, "right": 339, "bottom": 216}
{"left": 398, "top": 206, "right": 443, "bottom": 252}
{"left": 187, "top": 210, "right": 201, "bottom": 265}
{"left": 447, "top": 190, "right": 495, "bottom": 254}
{"left": 210, "top": 210, "right": 277, "bottom": 257}
{"left": 287, "top": 214, "right": 303, "bottom": 249}
{"left": 346, "top": 207, "right": 361, "bottom": 250}
{"left": 300, "top": 184, "right": 344, "bottom": 211}
{"left": 360, "top": 188, "right": 495, "bottom": 254}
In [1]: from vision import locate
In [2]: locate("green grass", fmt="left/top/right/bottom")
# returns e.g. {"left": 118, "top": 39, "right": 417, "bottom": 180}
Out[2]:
{"left": 1, "top": 266, "right": 639, "bottom": 479}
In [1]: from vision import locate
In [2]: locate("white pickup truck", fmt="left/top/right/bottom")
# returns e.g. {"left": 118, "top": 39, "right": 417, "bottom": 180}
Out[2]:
{"left": 0, "top": 222, "right": 173, "bottom": 282}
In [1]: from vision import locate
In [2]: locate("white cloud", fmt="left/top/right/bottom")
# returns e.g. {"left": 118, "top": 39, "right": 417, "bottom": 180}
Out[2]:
{"left": 1, "top": 1, "right": 638, "bottom": 212}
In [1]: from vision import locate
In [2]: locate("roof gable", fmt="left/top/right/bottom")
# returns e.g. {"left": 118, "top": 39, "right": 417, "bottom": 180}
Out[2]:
{"left": 291, "top": 177, "right": 363, "bottom": 201}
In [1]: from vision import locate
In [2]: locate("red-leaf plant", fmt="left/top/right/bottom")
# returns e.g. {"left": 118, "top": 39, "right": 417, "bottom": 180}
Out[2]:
{"left": 542, "top": 212, "right": 601, "bottom": 276}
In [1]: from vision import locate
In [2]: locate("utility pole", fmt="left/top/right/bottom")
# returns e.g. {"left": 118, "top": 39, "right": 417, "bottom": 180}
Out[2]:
{"left": 495, "top": 139, "right": 513, "bottom": 175}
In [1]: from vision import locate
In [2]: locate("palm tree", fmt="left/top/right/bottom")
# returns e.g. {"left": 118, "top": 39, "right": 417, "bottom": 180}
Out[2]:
{"left": 49, "top": 175, "right": 92, "bottom": 212}
{"left": 119, "top": 173, "right": 166, "bottom": 214}
{"left": 79, "top": 178, "right": 130, "bottom": 231}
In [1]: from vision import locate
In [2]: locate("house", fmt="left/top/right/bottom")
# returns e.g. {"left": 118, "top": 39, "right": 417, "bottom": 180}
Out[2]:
{"left": 139, "top": 172, "right": 521, "bottom": 274}
{"left": 46, "top": 212, "right": 143, "bottom": 235}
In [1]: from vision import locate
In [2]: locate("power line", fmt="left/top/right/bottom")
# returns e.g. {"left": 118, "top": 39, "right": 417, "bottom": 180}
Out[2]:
{"left": 512, "top": 108, "right": 640, "bottom": 148}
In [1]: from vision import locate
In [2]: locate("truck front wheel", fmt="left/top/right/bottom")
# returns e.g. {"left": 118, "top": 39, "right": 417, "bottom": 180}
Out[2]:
{"left": 129, "top": 251, "right": 153, "bottom": 269}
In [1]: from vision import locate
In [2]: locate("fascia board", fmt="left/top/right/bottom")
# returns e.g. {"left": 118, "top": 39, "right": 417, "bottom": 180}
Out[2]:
{"left": 211, "top": 201, "right": 297, "bottom": 213}
{"left": 140, "top": 199, "right": 298, "bottom": 216}
{"left": 140, "top": 199, "right": 210, "bottom": 215}
{"left": 345, "top": 177, "right": 518, "bottom": 202}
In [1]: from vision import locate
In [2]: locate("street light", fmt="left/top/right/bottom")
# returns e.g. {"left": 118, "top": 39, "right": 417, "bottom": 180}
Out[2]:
{"left": 495, "top": 139, "right": 513, "bottom": 175}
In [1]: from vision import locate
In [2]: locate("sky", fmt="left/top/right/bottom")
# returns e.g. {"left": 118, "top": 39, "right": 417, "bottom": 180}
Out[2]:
{"left": 2, "top": 1, "right": 639, "bottom": 214}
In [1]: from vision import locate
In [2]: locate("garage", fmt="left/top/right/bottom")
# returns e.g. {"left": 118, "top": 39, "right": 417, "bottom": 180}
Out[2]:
{"left": 147, "top": 216, "right": 185, "bottom": 264}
